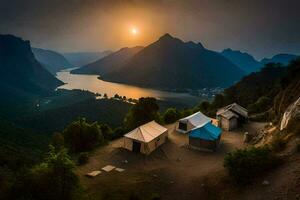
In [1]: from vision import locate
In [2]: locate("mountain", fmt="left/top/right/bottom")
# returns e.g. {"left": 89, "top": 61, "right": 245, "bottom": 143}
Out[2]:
{"left": 101, "top": 33, "right": 244, "bottom": 89}
{"left": 63, "top": 51, "right": 112, "bottom": 67}
{"left": 32, "top": 48, "right": 73, "bottom": 74}
{"left": 0, "top": 34, "right": 63, "bottom": 96}
{"left": 71, "top": 47, "right": 143, "bottom": 75}
{"left": 221, "top": 48, "right": 262, "bottom": 73}
{"left": 261, "top": 54, "right": 298, "bottom": 65}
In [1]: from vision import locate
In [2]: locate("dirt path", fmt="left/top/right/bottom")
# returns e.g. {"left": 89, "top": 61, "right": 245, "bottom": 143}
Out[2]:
{"left": 76, "top": 122, "right": 261, "bottom": 200}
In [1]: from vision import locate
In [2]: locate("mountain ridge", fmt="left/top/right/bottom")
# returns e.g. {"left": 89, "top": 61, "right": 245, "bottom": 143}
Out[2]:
{"left": 102, "top": 33, "right": 245, "bottom": 89}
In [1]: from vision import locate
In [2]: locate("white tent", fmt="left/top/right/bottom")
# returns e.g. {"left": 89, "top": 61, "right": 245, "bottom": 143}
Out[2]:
{"left": 177, "top": 111, "right": 212, "bottom": 133}
{"left": 123, "top": 121, "right": 168, "bottom": 154}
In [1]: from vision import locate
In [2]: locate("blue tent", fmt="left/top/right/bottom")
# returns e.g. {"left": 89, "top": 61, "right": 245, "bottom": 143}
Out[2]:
{"left": 189, "top": 123, "right": 222, "bottom": 141}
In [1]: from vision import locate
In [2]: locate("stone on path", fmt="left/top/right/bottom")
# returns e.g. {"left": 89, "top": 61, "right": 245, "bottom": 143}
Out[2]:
{"left": 115, "top": 168, "right": 125, "bottom": 172}
{"left": 86, "top": 170, "right": 101, "bottom": 177}
{"left": 102, "top": 165, "right": 116, "bottom": 172}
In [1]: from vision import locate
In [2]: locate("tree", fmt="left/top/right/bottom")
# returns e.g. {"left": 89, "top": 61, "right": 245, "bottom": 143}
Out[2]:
{"left": 62, "top": 118, "right": 104, "bottom": 153}
{"left": 124, "top": 97, "right": 160, "bottom": 130}
{"left": 163, "top": 108, "right": 180, "bottom": 124}
{"left": 51, "top": 132, "right": 65, "bottom": 151}
{"left": 10, "top": 146, "right": 85, "bottom": 200}
{"left": 99, "top": 123, "right": 113, "bottom": 140}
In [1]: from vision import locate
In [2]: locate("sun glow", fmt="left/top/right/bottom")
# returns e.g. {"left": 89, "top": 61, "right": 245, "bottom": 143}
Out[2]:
{"left": 130, "top": 27, "right": 139, "bottom": 35}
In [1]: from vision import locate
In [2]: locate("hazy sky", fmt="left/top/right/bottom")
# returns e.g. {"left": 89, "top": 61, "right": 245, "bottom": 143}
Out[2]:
{"left": 0, "top": 0, "right": 299, "bottom": 59}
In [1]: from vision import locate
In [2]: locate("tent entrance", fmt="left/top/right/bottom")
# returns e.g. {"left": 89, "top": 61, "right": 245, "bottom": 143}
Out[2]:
{"left": 178, "top": 122, "right": 187, "bottom": 131}
{"left": 132, "top": 141, "right": 141, "bottom": 153}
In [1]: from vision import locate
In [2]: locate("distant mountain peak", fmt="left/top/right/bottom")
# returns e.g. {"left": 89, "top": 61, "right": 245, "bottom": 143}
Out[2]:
{"left": 159, "top": 33, "right": 174, "bottom": 40}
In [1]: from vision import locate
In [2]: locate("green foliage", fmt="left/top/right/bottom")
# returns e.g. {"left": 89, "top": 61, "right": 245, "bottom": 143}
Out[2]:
{"left": 248, "top": 96, "right": 272, "bottom": 113}
{"left": 224, "top": 146, "right": 281, "bottom": 184}
{"left": 62, "top": 118, "right": 104, "bottom": 153}
{"left": 124, "top": 97, "right": 160, "bottom": 130}
{"left": 99, "top": 123, "right": 113, "bottom": 140}
{"left": 163, "top": 108, "right": 181, "bottom": 124}
{"left": 10, "top": 146, "right": 85, "bottom": 200}
{"left": 77, "top": 152, "right": 89, "bottom": 165}
{"left": 112, "top": 127, "right": 125, "bottom": 139}
{"left": 51, "top": 132, "right": 65, "bottom": 151}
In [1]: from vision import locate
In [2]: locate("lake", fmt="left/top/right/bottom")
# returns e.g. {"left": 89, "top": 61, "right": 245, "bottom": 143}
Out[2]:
{"left": 56, "top": 68, "right": 204, "bottom": 106}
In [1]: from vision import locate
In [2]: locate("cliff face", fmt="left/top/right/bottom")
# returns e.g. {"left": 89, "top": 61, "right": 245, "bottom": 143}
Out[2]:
{"left": 0, "top": 34, "right": 63, "bottom": 95}
{"left": 280, "top": 97, "right": 300, "bottom": 130}
{"left": 274, "top": 59, "right": 300, "bottom": 118}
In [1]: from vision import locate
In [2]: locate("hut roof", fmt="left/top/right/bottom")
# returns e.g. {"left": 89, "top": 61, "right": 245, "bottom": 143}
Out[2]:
{"left": 217, "top": 103, "right": 248, "bottom": 119}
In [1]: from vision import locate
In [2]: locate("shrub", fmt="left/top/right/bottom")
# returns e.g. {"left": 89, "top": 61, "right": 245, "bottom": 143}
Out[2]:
{"left": 224, "top": 146, "right": 281, "bottom": 184}
{"left": 62, "top": 118, "right": 104, "bottom": 153}
{"left": 163, "top": 108, "right": 181, "bottom": 124}
{"left": 77, "top": 152, "right": 89, "bottom": 165}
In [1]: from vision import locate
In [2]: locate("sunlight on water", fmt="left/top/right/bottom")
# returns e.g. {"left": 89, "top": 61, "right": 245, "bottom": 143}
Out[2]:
{"left": 56, "top": 68, "right": 198, "bottom": 101}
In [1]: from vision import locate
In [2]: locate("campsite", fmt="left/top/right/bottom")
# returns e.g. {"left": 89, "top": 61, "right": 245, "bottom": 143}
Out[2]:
{"left": 76, "top": 120, "right": 266, "bottom": 199}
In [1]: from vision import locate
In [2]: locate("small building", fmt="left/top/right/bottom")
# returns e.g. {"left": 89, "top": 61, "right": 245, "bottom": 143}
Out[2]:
{"left": 177, "top": 111, "right": 212, "bottom": 133}
{"left": 123, "top": 121, "right": 168, "bottom": 155}
{"left": 189, "top": 123, "right": 222, "bottom": 151}
{"left": 216, "top": 103, "right": 248, "bottom": 131}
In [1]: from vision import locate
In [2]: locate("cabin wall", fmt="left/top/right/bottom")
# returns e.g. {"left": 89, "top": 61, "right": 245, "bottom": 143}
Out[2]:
{"left": 219, "top": 116, "right": 238, "bottom": 131}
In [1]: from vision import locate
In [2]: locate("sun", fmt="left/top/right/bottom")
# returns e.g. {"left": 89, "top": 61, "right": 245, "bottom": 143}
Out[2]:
{"left": 130, "top": 27, "right": 139, "bottom": 36}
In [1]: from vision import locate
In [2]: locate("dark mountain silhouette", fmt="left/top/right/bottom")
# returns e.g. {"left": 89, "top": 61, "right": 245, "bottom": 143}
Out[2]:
{"left": 0, "top": 34, "right": 63, "bottom": 96}
{"left": 32, "top": 48, "right": 73, "bottom": 74}
{"left": 71, "top": 47, "right": 143, "bottom": 75}
{"left": 101, "top": 33, "right": 244, "bottom": 89}
{"left": 63, "top": 51, "right": 112, "bottom": 67}
{"left": 221, "top": 48, "right": 262, "bottom": 73}
{"left": 261, "top": 54, "right": 298, "bottom": 65}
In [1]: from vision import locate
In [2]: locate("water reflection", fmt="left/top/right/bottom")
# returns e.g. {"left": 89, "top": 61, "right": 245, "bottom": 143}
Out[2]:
{"left": 56, "top": 69, "right": 199, "bottom": 101}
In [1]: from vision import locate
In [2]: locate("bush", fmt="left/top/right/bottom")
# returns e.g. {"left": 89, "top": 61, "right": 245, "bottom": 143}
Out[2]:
{"left": 248, "top": 96, "right": 272, "bottom": 113}
{"left": 224, "top": 146, "right": 281, "bottom": 184}
{"left": 163, "top": 108, "right": 181, "bottom": 124}
{"left": 62, "top": 118, "right": 104, "bottom": 153}
{"left": 11, "top": 146, "right": 85, "bottom": 200}
{"left": 77, "top": 152, "right": 89, "bottom": 165}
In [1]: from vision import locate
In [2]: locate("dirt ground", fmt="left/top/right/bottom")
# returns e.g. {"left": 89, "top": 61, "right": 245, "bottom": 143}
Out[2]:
{"left": 76, "top": 122, "right": 266, "bottom": 200}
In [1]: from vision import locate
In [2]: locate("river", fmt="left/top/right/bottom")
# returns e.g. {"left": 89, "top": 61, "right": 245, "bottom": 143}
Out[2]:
{"left": 56, "top": 68, "right": 203, "bottom": 106}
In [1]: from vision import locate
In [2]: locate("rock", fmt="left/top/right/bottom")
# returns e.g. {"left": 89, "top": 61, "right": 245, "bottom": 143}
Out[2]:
{"left": 280, "top": 97, "right": 300, "bottom": 130}
{"left": 153, "top": 174, "right": 158, "bottom": 178}
{"left": 243, "top": 132, "right": 250, "bottom": 143}
{"left": 262, "top": 180, "right": 270, "bottom": 186}
{"left": 123, "top": 160, "right": 128, "bottom": 164}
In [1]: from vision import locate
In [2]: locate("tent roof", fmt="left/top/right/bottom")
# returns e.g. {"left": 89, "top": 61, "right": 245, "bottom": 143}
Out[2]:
{"left": 179, "top": 111, "right": 211, "bottom": 128}
{"left": 189, "top": 123, "right": 222, "bottom": 141}
{"left": 124, "top": 121, "right": 167, "bottom": 143}
{"left": 217, "top": 103, "right": 248, "bottom": 119}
